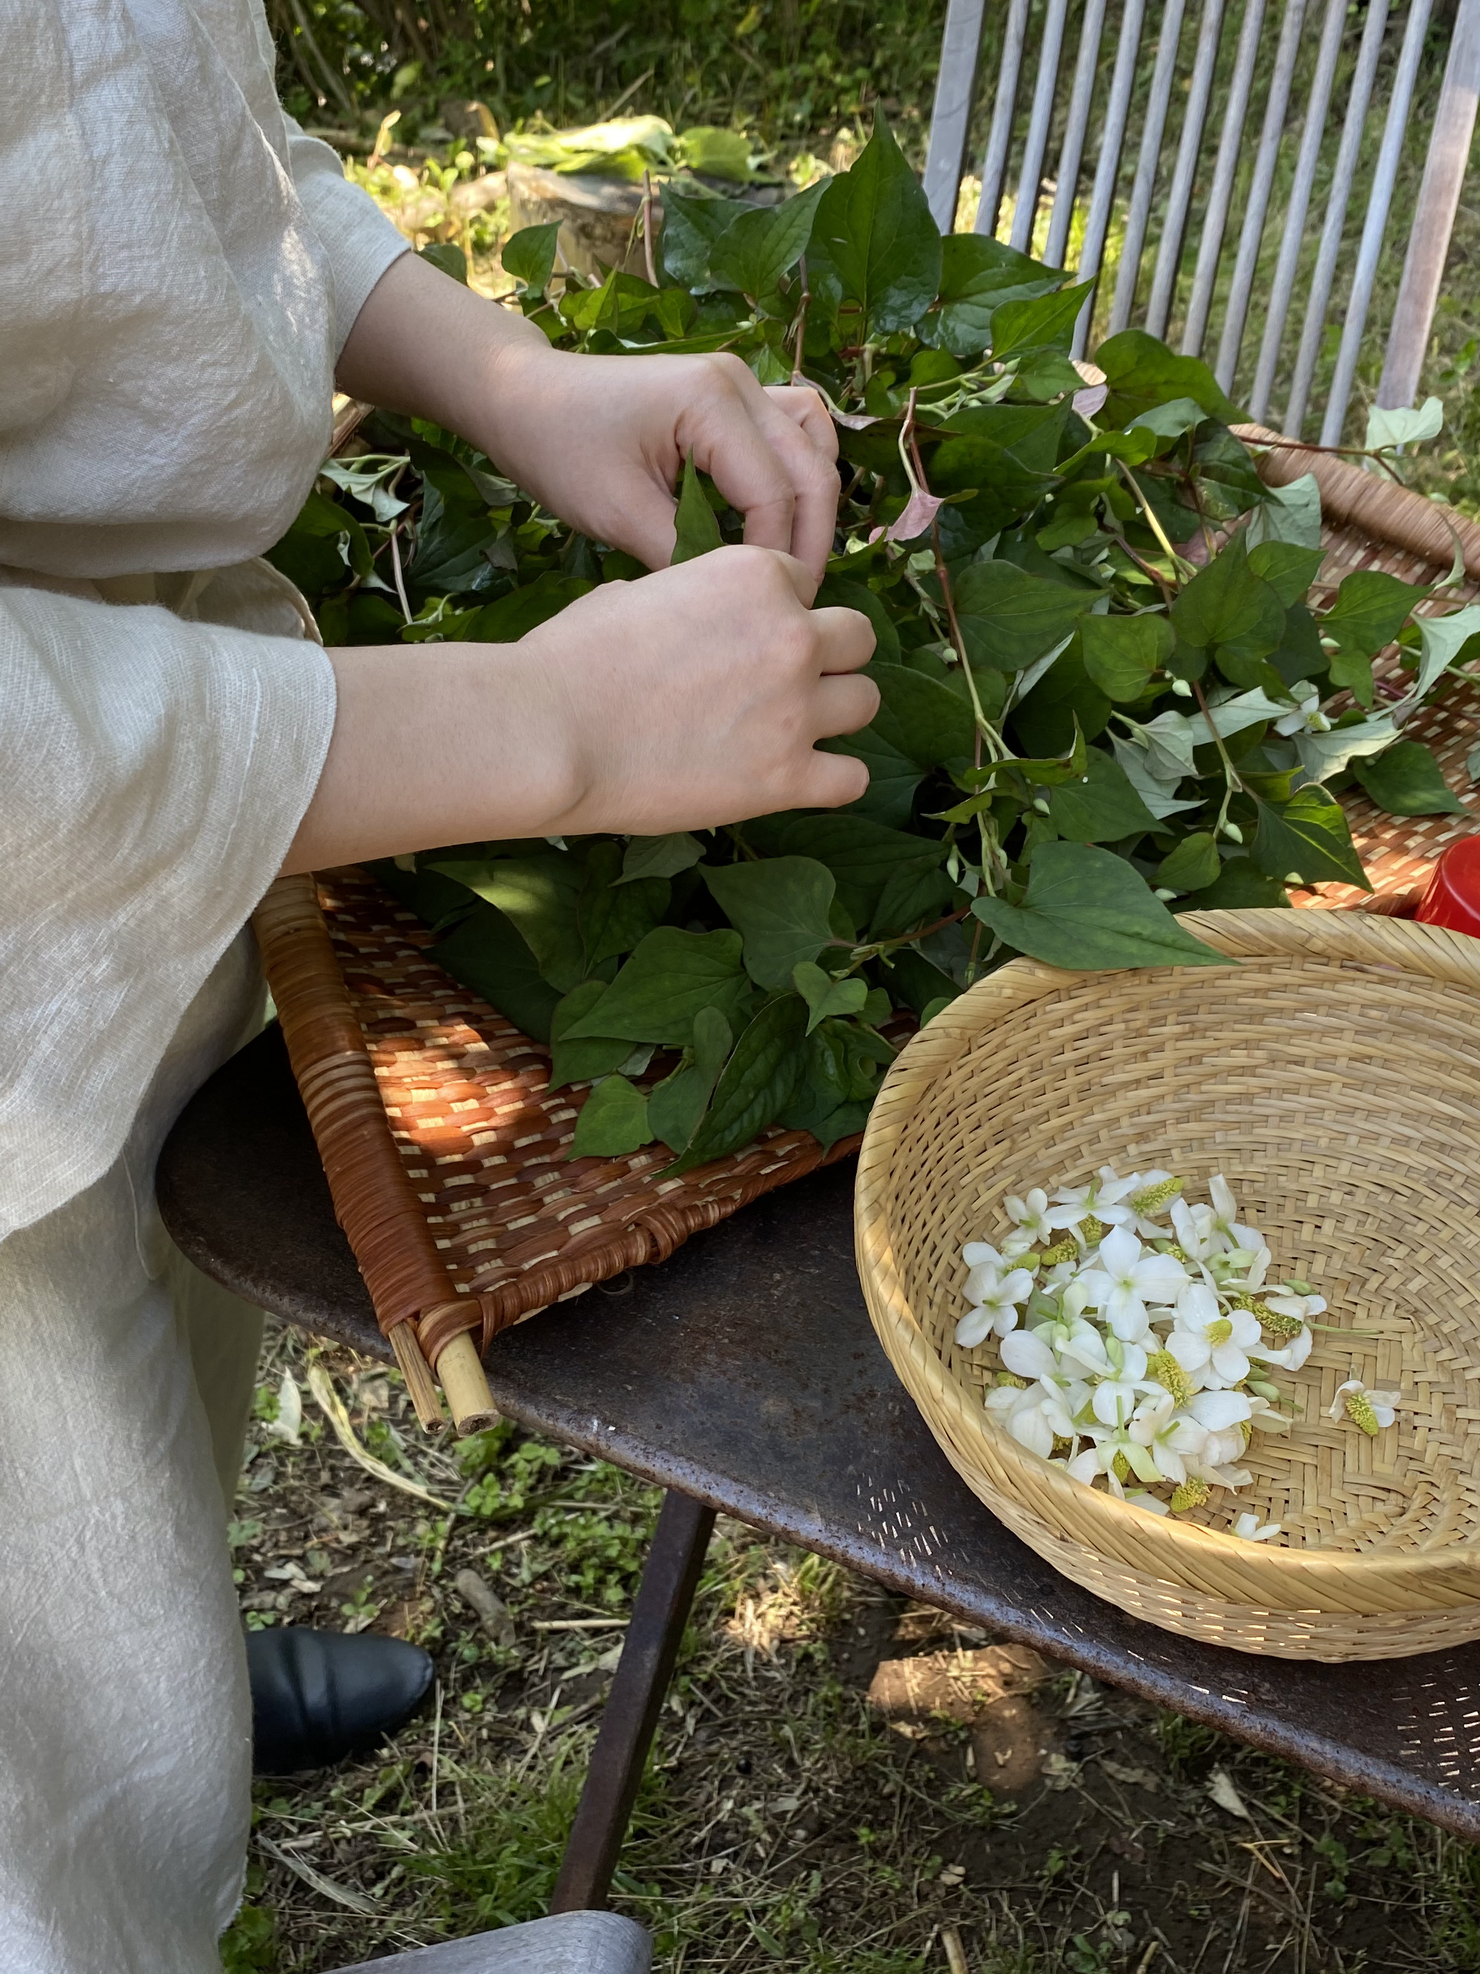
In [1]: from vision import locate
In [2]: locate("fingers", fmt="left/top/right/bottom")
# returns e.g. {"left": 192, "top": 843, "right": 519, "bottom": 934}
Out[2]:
{"left": 763, "top": 384, "right": 839, "bottom": 462}
{"left": 683, "top": 356, "right": 840, "bottom": 581}
{"left": 794, "top": 748, "right": 871, "bottom": 810}
{"left": 749, "top": 396, "right": 842, "bottom": 579}
{"left": 813, "top": 670, "right": 881, "bottom": 740}
{"left": 810, "top": 603, "right": 876, "bottom": 673}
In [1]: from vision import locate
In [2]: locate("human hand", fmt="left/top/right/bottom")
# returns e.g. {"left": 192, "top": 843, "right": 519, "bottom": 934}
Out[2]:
{"left": 283, "top": 547, "right": 878, "bottom": 872}
{"left": 336, "top": 258, "right": 842, "bottom": 581}
{"left": 521, "top": 546, "right": 876, "bottom": 834}
{"left": 474, "top": 343, "right": 841, "bottom": 580}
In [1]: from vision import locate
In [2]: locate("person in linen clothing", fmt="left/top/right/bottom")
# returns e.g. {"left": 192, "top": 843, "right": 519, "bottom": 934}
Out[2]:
{"left": 0, "top": 4, "right": 878, "bottom": 1968}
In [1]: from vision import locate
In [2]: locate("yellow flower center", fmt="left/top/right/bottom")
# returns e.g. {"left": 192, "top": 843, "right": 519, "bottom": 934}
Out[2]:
{"left": 1129, "top": 1175, "right": 1183, "bottom": 1215}
{"left": 1170, "top": 1476, "right": 1211, "bottom": 1513}
{"left": 1345, "top": 1391, "right": 1380, "bottom": 1436}
{"left": 1207, "top": 1318, "right": 1233, "bottom": 1345}
{"left": 1145, "top": 1350, "right": 1193, "bottom": 1406}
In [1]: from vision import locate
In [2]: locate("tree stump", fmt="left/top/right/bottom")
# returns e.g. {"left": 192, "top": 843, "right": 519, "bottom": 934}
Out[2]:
{"left": 505, "top": 161, "right": 651, "bottom": 279}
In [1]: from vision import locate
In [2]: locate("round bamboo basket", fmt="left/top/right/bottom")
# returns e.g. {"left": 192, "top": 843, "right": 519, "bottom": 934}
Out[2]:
{"left": 855, "top": 908, "right": 1480, "bottom": 1660}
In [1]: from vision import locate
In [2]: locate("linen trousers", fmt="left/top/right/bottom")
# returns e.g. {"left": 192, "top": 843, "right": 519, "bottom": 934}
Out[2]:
{"left": 0, "top": 926, "right": 269, "bottom": 1974}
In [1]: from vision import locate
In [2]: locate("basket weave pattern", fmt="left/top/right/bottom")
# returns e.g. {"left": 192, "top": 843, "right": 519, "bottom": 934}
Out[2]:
{"left": 259, "top": 867, "right": 857, "bottom": 1364}
{"left": 856, "top": 910, "right": 1480, "bottom": 1660}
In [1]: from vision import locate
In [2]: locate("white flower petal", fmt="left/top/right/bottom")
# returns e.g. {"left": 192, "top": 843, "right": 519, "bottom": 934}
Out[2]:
{"left": 1209, "top": 1344, "right": 1251, "bottom": 1385}
{"left": 1165, "top": 1329, "right": 1210, "bottom": 1372}
{"left": 1075, "top": 1269, "right": 1113, "bottom": 1309}
{"left": 1000, "top": 1330, "right": 1059, "bottom": 1381}
{"left": 955, "top": 1306, "right": 994, "bottom": 1348}
{"left": 1098, "top": 1225, "right": 1140, "bottom": 1276}
{"left": 1010, "top": 1404, "right": 1055, "bottom": 1458}
{"left": 1126, "top": 1490, "right": 1171, "bottom": 1515}
{"left": 1189, "top": 1389, "right": 1252, "bottom": 1431}
{"left": 1133, "top": 1254, "right": 1190, "bottom": 1303}
{"left": 1176, "top": 1281, "right": 1220, "bottom": 1329}
{"left": 962, "top": 1242, "right": 1003, "bottom": 1269}
{"left": 1104, "top": 1290, "right": 1151, "bottom": 1342}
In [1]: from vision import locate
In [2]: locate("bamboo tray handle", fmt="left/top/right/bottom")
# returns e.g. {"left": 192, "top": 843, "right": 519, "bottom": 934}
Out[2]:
{"left": 253, "top": 874, "right": 497, "bottom": 1434}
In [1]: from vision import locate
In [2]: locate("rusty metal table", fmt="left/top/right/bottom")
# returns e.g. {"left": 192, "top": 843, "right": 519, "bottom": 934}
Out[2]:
{"left": 160, "top": 1025, "right": 1480, "bottom": 1884}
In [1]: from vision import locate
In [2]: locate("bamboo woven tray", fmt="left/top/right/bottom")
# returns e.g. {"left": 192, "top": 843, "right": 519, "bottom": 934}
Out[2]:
{"left": 256, "top": 437, "right": 1480, "bottom": 1427}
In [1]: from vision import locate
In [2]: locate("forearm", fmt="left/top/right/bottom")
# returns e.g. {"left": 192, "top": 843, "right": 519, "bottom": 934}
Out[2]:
{"left": 334, "top": 252, "right": 548, "bottom": 447}
{"left": 280, "top": 636, "right": 584, "bottom": 873}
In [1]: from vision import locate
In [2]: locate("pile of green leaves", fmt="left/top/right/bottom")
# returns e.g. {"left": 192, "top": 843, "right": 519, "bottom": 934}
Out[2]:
{"left": 271, "top": 113, "right": 1479, "bottom": 1169}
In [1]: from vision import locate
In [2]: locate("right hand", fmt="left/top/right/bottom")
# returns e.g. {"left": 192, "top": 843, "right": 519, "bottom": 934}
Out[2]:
{"left": 282, "top": 546, "right": 878, "bottom": 873}
{"left": 521, "top": 546, "right": 878, "bottom": 836}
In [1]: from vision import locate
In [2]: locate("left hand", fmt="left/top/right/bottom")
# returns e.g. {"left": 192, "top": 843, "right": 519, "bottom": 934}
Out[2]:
{"left": 473, "top": 343, "right": 841, "bottom": 580}
{"left": 336, "top": 254, "right": 842, "bottom": 581}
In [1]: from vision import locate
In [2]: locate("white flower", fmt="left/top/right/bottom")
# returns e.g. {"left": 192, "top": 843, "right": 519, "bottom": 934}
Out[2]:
{"left": 1249, "top": 1324, "right": 1313, "bottom": 1372}
{"left": 1186, "top": 1387, "right": 1255, "bottom": 1475}
{"left": 1273, "top": 682, "right": 1331, "bottom": 737}
{"left": 1263, "top": 1288, "right": 1327, "bottom": 1323}
{"left": 1054, "top": 1316, "right": 1115, "bottom": 1381}
{"left": 1077, "top": 1226, "right": 1189, "bottom": 1341}
{"left": 1165, "top": 1283, "right": 1262, "bottom": 1387}
{"left": 1169, "top": 1197, "right": 1221, "bottom": 1266}
{"left": 1003, "top": 1188, "right": 1081, "bottom": 1245}
{"left": 999, "top": 1327, "right": 1070, "bottom": 1382}
{"left": 983, "top": 1375, "right": 1086, "bottom": 1459}
{"left": 1066, "top": 1422, "right": 1161, "bottom": 1488}
{"left": 1211, "top": 1242, "right": 1272, "bottom": 1292}
{"left": 1126, "top": 1392, "right": 1209, "bottom": 1485}
{"left": 1051, "top": 1167, "right": 1140, "bottom": 1218}
{"left": 1089, "top": 1338, "right": 1152, "bottom": 1427}
{"left": 955, "top": 1263, "right": 1034, "bottom": 1342}
{"left": 1327, "top": 1378, "right": 1400, "bottom": 1433}
{"left": 964, "top": 1234, "right": 1036, "bottom": 1268}
{"left": 1244, "top": 1393, "right": 1293, "bottom": 1433}
{"left": 983, "top": 1379, "right": 1057, "bottom": 1457}
{"left": 1231, "top": 1512, "right": 1282, "bottom": 1542}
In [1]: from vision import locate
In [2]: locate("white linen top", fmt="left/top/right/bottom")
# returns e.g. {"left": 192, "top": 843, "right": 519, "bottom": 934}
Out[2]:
{"left": 0, "top": 0, "right": 410, "bottom": 1241}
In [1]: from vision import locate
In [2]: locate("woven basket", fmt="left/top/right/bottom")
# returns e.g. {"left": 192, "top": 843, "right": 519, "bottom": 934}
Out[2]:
{"left": 855, "top": 908, "right": 1480, "bottom": 1661}
{"left": 260, "top": 421, "right": 1480, "bottom": 1429}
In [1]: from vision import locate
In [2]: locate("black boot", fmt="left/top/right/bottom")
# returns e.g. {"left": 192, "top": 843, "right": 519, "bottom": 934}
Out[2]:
{"left": 247, "top": 1626, "right": 434, "bottom": 1775}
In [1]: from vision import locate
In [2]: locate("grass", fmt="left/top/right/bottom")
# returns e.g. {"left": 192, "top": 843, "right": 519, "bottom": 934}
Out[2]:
{"left": 228, "top": 1324, "right": 1480, "bottom": 1972}
{"left": 293, "top": 0, "right": 1480, "bottom": 473}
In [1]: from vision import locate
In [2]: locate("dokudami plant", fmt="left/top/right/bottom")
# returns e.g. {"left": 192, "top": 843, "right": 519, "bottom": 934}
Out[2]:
{"left": 271, "top": 113, "right": 1479, "bottom": 1170}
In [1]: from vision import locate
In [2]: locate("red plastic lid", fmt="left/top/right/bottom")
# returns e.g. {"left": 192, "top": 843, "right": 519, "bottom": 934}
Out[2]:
{"left": 1415, "top": 836, "right": 1480, "bottom": 937}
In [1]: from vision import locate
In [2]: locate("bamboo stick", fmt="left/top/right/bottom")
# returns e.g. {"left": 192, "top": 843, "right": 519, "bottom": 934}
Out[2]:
{"left": 432, "top": 1325, "right": 500, "bottom": 1434}
{"left": 389, "top": 1321, "right": 445, "bottom": 1430}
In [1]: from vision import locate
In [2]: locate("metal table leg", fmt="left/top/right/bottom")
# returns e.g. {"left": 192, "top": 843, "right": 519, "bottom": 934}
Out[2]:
{"left": 551, "top": 1489, "right": 717, "bottom": 1912}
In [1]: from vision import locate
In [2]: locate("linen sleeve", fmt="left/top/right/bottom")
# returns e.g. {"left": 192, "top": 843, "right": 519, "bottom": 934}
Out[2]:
{"left": 285, "top": 123, "right": 411, "bottom": 354}
{"left": 0, "top": 584, "right": 337, "bottom": 1242}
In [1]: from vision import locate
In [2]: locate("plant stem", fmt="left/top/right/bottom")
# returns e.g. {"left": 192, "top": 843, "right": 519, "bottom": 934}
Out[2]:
{"left": 1116, "top": 461, "right": 1195, "bottom": 582}
{"left": 790, "top": 257, "right": 810, "bottom": 386}
{"left": 1191, "top": 678, "right": 1244, "bottom": 833}
{"left": 845, "top": 903, "right": 973, "bottom": 972}
{"left": 388, "top": 525, "right": 413, "bottom": 624}
{"left": 640, "top": 171, "right": 657, "bottom": 287}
